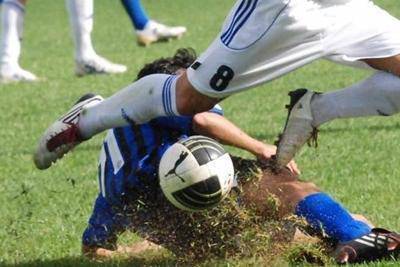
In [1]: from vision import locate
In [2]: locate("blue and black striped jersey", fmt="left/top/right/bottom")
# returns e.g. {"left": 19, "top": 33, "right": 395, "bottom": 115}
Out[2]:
{"left": 83, "top": 107, "right": 223, "bottom": 247}
{"left": 97, "top": 107, "right": 224, "bottom": 205}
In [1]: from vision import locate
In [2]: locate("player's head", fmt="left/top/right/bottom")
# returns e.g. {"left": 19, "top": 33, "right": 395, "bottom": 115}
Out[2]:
{"left": 136, "top": 48, "right": 197, "bottom": 79}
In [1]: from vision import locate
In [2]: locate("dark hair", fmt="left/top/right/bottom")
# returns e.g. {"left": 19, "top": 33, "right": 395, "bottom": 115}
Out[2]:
{"left": 136, "top": 48, "right": 197, "bottom": 80}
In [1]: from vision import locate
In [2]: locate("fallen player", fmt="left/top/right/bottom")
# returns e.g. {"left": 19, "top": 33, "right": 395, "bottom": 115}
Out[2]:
{"left": 77, "top": 49, "right": 399, "bottom": 264}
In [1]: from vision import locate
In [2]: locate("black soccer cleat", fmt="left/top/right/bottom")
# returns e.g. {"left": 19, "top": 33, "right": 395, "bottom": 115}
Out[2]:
{"left": 334, "top": 228, "right": 400, "bottom": 264}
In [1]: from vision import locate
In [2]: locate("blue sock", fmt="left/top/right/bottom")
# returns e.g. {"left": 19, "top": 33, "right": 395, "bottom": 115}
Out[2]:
{"left": 120, "top": 0, "right": 149, "bottom": 30}
{"left": 295, "top": 192, "right": 371, "bottom": 243}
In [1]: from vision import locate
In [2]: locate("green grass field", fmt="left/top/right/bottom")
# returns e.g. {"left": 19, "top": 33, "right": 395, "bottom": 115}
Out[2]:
{"left": 1, "top": 0, "right": 400, "bottom": 266}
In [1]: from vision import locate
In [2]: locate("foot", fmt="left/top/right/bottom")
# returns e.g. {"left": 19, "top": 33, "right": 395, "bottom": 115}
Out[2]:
{"left": 83, "top": 240, "right": 163, "bottom": 259}
{"left": 275, "top": 89, "right": 318, "bottom": 167}
{"left": 136, "top": 20, "right": 187, "bottom": 46}
{"left": 33, "top": 93, "right": 104, "bottom": 170}
{"left": 334, "top": 228, "right": 400, "bottom": 264}
{"left": 0, "top": 63, "right": 38, "bottom": 83}
{"left": 75, "top": 55, "right": 127, "bottom": 76}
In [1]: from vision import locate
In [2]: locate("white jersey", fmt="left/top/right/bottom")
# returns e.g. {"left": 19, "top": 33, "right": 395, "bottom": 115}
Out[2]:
{"left": 187, "top": 0, "right": 400, "bottom": 98}
{"left": 317, "top": 0, "right": 354, "bottom": 4}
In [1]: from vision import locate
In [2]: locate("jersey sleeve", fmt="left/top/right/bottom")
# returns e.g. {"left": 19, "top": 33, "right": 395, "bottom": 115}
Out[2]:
{"left": 208, "top": 104, "right": 224, "bottom": 116}
{"left": 82, "top": 194, "right": 130, "bottom": 249}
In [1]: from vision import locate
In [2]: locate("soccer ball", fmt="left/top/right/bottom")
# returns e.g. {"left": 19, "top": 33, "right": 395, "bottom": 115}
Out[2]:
{"left": 159, "top": 135, "right": 234, "bottom": 212}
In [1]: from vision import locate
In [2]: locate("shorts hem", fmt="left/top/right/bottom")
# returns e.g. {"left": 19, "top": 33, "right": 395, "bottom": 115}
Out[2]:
{"left": 187, "top": 69, "right": 229, "bottom": 99}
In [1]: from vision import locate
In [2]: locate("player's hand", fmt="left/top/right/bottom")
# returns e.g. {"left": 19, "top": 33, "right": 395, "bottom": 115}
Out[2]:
{"left": 82, "top": 241, "right": 162, "bottom": 259}
{"left": 82, "top": 245, "right": 138, "bottom": 259}
{"left": 255, "top": 143, "right": 300, "bottom": 175}
{"left": 82, "top": 244, "right": 116, "bottom": 259}
{"left": 284, "top": 159, "right": 300, "bottom": 175}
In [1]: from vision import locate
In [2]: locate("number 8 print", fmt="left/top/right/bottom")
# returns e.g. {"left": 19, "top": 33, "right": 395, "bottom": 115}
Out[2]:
{"left": 209, "top": 65, "right": 235, "bottom": 91}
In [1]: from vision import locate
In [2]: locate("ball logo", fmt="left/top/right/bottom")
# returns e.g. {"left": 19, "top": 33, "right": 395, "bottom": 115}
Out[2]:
{"left": 165, "top": 151, "right": 188, "bottom": 183}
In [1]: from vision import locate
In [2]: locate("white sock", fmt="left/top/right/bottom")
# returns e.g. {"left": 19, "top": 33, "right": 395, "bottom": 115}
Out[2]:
{"left": 78, "top": 74, "right": 179, "bottom": 138}
{"left": 65, "top": 0, "right": 96, "bottom": 61}
{"left": 16, "top": 1, "right": 24, "bottom": 41}
{"left": 312, "top": 71, "right": 400, "bottom": 126}
{"left": 0, "top": 0, "right": 24, "bottom": 66}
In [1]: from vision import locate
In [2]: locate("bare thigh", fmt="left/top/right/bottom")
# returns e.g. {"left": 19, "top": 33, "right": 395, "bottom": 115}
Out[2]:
{"left": 176, "top": 72, "right": 220, "bottom": 115}
{"left": 363, "top": 54, "right": 400, "bottom": 76}
{"left": 241, "top": 169, "right": 320, "bottom": 217}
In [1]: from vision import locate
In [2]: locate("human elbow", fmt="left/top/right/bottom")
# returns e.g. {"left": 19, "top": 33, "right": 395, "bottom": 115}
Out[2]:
{"left": 192, "top": 113, "right": 211, "bottom": 134}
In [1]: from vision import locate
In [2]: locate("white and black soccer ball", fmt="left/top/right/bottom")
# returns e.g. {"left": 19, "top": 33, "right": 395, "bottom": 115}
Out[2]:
{"left": 159, "top": 135, "right": 234, "bottom": 212}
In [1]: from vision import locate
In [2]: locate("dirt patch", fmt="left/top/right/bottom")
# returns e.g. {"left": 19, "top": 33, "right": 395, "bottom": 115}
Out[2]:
{"left": 121, "top": 157, "right": 331, "bottom": 264}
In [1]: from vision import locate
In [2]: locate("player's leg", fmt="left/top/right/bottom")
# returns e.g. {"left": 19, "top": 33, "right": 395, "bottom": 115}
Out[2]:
{"left": 308, "top": 55, "right": 400, "bottom": 127}
{"left": 82, "top": 194, "right": 122, "bottom": 255}
{"left": 34, "top": 0, "right": 327, "bottom": 169}
{"left": 120, "top": 0, "right": 149, "bottom": 31}
{"left": 242, "top": 171, "right": 372, "bottom": 244}
{"left": 295, "top": 186, "right": 400, "bottom": 264}
{"left": 276, "top": 2, "right": 400, "bottom": 166}
{"left": 79, "top": 71, "right": 218, "bottom": 138}
{"left": 82, "top": 193, "right": 162, "bottom": 259}
{"left": 276, "top": 69, "right": 400, "bottom": 166}
{"left": 33, "top": 72, "right": 217, "bottom": 169}
{"left": 312, "top": 69, "right": 400, "bottom": 126}
{"left": 65, "top": 0, "right": 127, "bottom": 76}
{"left": 243, "top": 169, "right": 400, "bottom": 264}
{"left": 0, "top": 0, "right": 37, "bottom": 82}
{"left": 120, "top": 0, "right": 186, "bottom": 46}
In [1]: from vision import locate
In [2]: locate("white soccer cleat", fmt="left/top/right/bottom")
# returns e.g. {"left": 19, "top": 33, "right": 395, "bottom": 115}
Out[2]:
{"left": 0, "top": 63, "right": 38, "bottom": 83}
{"left": 136, "top": 20, "right": 187, "bottom": 46}
{"left": 275, "top": 89, "right": 318, "bottom": 167}
{"left": 75, "top": 55, "right": 127, "bottom": 76}
{"left": 33, "top": 93, "right": 104, "bottom": 170}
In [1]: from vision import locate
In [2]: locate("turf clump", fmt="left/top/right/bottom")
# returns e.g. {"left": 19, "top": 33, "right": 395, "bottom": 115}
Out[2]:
{"left": 122, "top": 157, "right": 311, "bottom": 264}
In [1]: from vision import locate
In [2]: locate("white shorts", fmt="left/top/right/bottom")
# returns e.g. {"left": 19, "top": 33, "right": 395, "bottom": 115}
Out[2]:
{"left": 187, "top": 0, "right": 400, "bottom": 98}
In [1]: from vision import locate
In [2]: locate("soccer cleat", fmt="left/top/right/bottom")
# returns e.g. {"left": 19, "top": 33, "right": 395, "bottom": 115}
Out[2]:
{"left": 334, "top": 228, "right": 400, "bottom": 264}
{"left": 275, "top": 89, "right": 318, "bottom": 167}
{"left": 0, "top": 63, "right": 38, "bottom": 83}
{"left": 136, "top": 20, "right": 187, "bottom": 46}
{"left": 33, "top": 93, "right": 104, "bottom": 170}
{"left": 75, "top": 55, "right": 127, "bottom": 76}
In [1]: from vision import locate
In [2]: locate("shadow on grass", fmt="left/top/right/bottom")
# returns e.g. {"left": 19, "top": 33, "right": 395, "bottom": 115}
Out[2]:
{"left": 4, "top": 256, "right": 177, "bottom": 267}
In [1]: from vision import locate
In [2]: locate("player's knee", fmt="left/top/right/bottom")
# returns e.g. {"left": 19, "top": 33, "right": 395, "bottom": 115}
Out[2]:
{"left": 176, "top": 72, "right": 219, "bottom": 115}
{"left": 286, "top": 181, "right": 319, "bottom": 204}
{"left": 364, "top": 55, "right": 400, "bottom": 76}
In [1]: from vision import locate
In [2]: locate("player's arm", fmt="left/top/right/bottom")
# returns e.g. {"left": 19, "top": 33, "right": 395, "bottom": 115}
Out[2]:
{"left": 82, "top": 194, "right": 162, "bottom": 259}
{"left": 191, "top": 112, "right": 300, "bottom": 174}
{"left": 82, "top": 195, "right": 127, "bottom": 259}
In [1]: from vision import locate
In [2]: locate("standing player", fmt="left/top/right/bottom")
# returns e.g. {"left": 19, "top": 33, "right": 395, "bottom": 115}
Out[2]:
{"left": 0, "top": 0, "right": 126, "bottom": 83}
{"left": 120, "top": 0, "right": 186, "bottom": 46}
{"left": 34, "top": 1, "right": 400, "bottom": 182}
{"left": 66, "top": 0, "right": 127, "bottom": 77}
{"left": 0, "top": 0, "right": 37, "bottom": 82}
{"left": 77, "top": 50, "right": 399, "bottom": 265}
